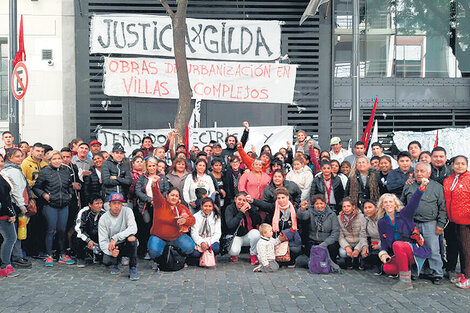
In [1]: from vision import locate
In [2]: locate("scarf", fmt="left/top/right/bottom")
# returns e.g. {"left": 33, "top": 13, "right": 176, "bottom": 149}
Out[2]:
{"left": 340, "top": 209, "right": 358, "bottom": 234}
{"left": 199, "top": 212, "right": 212, "bottom": 238}
{"left": 272, "top": 200, "right": 297, "bottom": 232}
{"left": 312, "top": 208, "right": 328, "bottom": 232}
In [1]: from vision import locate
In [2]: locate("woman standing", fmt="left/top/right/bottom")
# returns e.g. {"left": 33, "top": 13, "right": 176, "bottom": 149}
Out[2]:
{"left": 238, "top": 158, "right": 271, "bottom": 201}
{"left": 377, "top": 178, "right": 430, "bottom": 291}
{"left": 345, "top": 156, "right": 380, "bottom": 209}
{"left": 33, "top": 151, "right": 74, "bottom": 266}
{"left": 378, "top": 155, "right": 393, "bottom": 194}
{"left": 83, "top": 152, "right": 105, "bottom": 204}
{"left": 167, "top": 158, "right": 190, "bottom": 197}
{"left": 443, "top": 156, "right": 470, "bottom": 289}
{"left": 331, "top": 160, "right": 348, "bottom": 189}
{"left": 183, "top": 159, "right": 216, "bottom": 211}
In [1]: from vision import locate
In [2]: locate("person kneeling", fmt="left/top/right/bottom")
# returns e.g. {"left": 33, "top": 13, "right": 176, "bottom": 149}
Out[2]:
{"left": 190, "top": 198, "right": 221, "bottom": 265}
{"left": 74, "top": 195, "right": 106, "bottom": 267}
{"left": 147, "top": 179, "right": 196, "bottom": 265}
{"left": 98, "top": 193, "right": 139, "bottom": 281}
{"left": 254, "top": 223, "right": 288, "bottom": 272}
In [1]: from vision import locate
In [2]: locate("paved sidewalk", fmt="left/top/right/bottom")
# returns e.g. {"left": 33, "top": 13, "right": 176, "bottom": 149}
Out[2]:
{"left": 1, "top": 256, "right": 469, "bottom": 313}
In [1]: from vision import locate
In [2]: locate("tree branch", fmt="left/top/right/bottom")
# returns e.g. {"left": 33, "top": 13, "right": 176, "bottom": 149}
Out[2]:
{"left": 160, "top": 0, "right": 175, "bottom": 19}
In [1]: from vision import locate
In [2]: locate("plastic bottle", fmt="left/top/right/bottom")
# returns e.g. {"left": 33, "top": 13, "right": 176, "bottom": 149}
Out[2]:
{"left": 18, "top": 216, "right": 28, "bottom": 240}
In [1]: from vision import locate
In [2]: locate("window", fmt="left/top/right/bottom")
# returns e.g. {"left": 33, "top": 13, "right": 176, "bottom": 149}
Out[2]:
{"left": 0, "top": 39, "right": 8, "bottom": 121}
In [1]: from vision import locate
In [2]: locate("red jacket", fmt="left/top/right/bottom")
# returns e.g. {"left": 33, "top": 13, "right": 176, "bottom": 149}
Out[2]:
{"left": 443, "top": 171, "right": 470, "bottom": 225}
{"left": 150, "top": 183, "right": 195, "bottom": 241}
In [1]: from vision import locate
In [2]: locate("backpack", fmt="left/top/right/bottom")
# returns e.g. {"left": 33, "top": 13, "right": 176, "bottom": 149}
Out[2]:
{"left": 308, "top": 245, "right": 332, "bottom": 274}
{"left": 156, "top": 245, "right": 186, "bottom": 272}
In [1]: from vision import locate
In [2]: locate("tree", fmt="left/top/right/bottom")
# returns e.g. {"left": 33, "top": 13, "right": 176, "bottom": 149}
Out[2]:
{"left": 160, "top": 0, "right": 192, "bottom": 142}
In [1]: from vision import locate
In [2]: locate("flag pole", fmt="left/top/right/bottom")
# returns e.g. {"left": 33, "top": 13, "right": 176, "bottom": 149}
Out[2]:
{"left": 351, "top": 0, "right": 361, "bottom": 142}
{"left": 9, "top": 0, "right": 19, "bottom": 141}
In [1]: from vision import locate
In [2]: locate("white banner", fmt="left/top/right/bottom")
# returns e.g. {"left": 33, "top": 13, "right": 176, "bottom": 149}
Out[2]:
{"left": 103, "top": 57, "right": 297, "bottom": 103}
{"left": 189, "top": 126, "right": 294, "bottom": 154}
{"left": 394, "top": 127, "right": 470, "bottom": 158}
{"left": 97, "top": 126, "right": 294, "bottom": 155}
{"left": 90, "top": 14, "right": 281, "bottom": 61}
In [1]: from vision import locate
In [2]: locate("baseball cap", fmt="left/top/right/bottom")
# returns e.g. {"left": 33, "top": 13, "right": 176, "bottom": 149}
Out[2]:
{"left": 213, "top": 143, "right": 222, "bottom": 148}
{"left": 108, "top": 192, "right": 125, "bottom": 203}
{"left": 330, "top": 137, "right": 341, "bottom": 146}
{"left": 90, "top": 140, "right": 102, "bottom": 146}
{"left": 112, "top": 143, "right": 125, "bottom": 153}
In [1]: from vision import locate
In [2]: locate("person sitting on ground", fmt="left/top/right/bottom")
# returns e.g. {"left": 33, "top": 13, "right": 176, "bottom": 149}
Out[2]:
{"left": 190, "top": 198, "right": 222, "bottom": 263}
{"left": 98, "top": 192, "right": 139, "bottom": 281}
{"left": 361, "top": 200, "right": 382, "bottom": 274}
{"left": 253, "top": 223, "right": 287, "bottom": 272}
{"left": 74, "top": 195, "right": 105, "bottom": 267}
{"left": 337, "top": 197, "right": 367, "bottom": 270}
{"left": 377, "top": 178, "right": 430, "bottom": 291}
{"left": 147, "top": 180, "right": 196, "bottom": 263}
{"left": 225, "top": 192, "right": 261, "bottom": 265}
{"left": 298, "top": 194, "right": 340, "bottom": 263}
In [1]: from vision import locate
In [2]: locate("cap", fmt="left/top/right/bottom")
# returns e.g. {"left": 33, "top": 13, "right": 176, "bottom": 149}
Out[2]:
{"left": 108, "top": 192, "right": 125, "bottom": 203}
{"left": 112, "top": 143, "right": 125, "bottom": 153}
{"left": 90, "top": 140, "right": 102, "bottom": 146}
{"left": 213, "top": 143, "right": 222, "bottom": 148}
{"left": 330, "top": 137, "right": 341, "bottom": 146}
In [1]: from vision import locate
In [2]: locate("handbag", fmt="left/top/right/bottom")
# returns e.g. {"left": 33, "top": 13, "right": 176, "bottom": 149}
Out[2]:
{"left": 156, "top": 245, "right": 186, "bottom": 271}
{"left": 220, "top": 223, "right": 241, "bottom": 255}
{"left": 26, "top": 199, "right": 37, "bottom": 217}
{"left": 200, "top": 246, "right": 217, "bottom": 267}
{"left": 274, "top": 241, "right": 290, "bottom": 262}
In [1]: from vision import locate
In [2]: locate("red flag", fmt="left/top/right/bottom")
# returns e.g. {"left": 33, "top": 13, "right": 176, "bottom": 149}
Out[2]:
{"left": 361, "top": 97, "right": 378, "bottom": 152}
{"left": 433, "top": 130, "right": 439, "bottom": 149}
{"left": 13, "top": 15, "right": 26, "bottom": 67}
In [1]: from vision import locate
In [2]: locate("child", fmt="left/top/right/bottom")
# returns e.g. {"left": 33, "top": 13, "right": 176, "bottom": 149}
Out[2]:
{"left": 254, "top": 223, "right": 286, "bottom": 272}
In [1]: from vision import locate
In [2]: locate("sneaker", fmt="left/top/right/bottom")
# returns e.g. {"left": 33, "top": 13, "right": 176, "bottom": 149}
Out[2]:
{"left": 110, "top": 264, "right": 120, "bottom": 275}
{"left": 121, "top": 257, "right": 130, "bottom": 266}
{"left": 58, "top": 255, "right": 75, "bottom": 265}
{"left": 44, "top": 255, "right": 53, "bottom": 267}
{"left": 432, "top": 277, "right": 443, "bottom": 285}
{"left": 456, "top": 277, "right": 470, "bottom": 289}
{"left": 76, "top": 259, "right": 87, "bottom": 268}
{"left": 151, "top": 261, "right": 159, "bottom": 271}
{"left": 11, "top": 257, "right": 32, "bottom": 269}
{"left": 0, "top": 268, "right": 8, "bottom": 277}
{"left": 230, "top": 256, "right": 239, "bottom": 262}
{"left": 5, "top": 265, "right": 19, "bottom": 278}
{"left": 391, "top": 280, "right": 413, "bottom": 291}
{"left": 144, "top": 252, "right": 151, "bottom": 260}
{"left": 253, "top": 265, "right": 262, "bottom": 272}
{"left": 451, "top": 273, "right": 465, "bottom": 284}
{"left": 129, "top": 267, "right": 140, "bottom": 281}
{"left": 250, "top": 254, "right": 259, "bottom": 265}
{"left": 373, "top": 265, "right": 383, "bottom": 276}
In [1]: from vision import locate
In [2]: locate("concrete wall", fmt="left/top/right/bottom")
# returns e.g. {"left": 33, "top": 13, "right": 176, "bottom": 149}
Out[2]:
{"left": 0, "top": 0, "right": 76, "bottom": 149}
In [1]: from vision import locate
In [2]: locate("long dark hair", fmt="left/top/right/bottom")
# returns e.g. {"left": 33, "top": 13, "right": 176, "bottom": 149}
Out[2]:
{"left": 192, "top": 158, "right": 208, "bottom": 181}
{"left": 5, "top": 148, "right": 22, "bottom": 162}
{"left": 200, "top": 197, "right": 220, "bottom": 220}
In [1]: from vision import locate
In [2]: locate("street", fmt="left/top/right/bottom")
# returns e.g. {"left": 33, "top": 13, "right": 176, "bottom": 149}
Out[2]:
{"left": 1, "top": 256, "right": 469, "bottom": 313}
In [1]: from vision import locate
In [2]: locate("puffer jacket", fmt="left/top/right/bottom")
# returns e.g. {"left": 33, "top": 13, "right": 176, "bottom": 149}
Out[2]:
{"left": 0, "top": 174, "right": 15, "bottom": 218}
{"left": 443, "top": 171, "right": 470, "bottom": 225}
{"left": 338, "top": 211, "right": 367, "bottom": 251}
{"left": 2, "top": 163, "right": 29, "bottom": 209}
{"left": 75, "top": 206, "right": 106, "bottom": 243}
{"left": 286, "top": 166, "right": 313, "bottom": 201}
{"left": 33, "top": 164, "right": 73, "bottom": 208}
{"left": 101, "top": 155, "right": 132, "bottom": 199}
{"left": 310, "top": 174, "right": 345, "bottom": 214}
{"left": 297, "top": 205, "right": 339, "bottom": 246}
{"left": 135, "top": 174, "right": 171, "bottom": 213}
{"left": 83, "top": 166, "right": 104, "bottom": 204}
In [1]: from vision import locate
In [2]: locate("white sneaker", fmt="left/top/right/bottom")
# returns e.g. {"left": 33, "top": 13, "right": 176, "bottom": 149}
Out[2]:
{"left": 253, "top": 265, "right": 262, "bottom": 272}
{"left": 121, "top": 257, "right": 130, "bottom": 266}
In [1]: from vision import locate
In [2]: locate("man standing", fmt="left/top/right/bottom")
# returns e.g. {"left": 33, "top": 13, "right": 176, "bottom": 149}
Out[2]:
{"left": 430, "top": 147, "right": 452, "bottom": 185}
{"left": 222, "top": 121, "right": 250, "bottom": 159}
{"left": 408, "top": 141, "right": 422, "bottom": 167}
{"left": 329, "top": 137, "right": 352, "bottom": 163}
{"left": 72, "top": 142, "right": 93, "bottom": 181}
{"left": 401, "top": 162, "right": 447, "bottom": 284}
{"left": 387, "top": 151, "right": 413, "bottom": 197}
{"left": 140, "top": 136, "right": 155, "bottom": 158}
{"left": 0, "top": 131, "right": 15, "bottom": 158}
{"left": 98, "top": 193, "right": 139, "bottom": 280}
{"left": 344, "top": 141, "right": 366, "bottom": 168}
{"left": 370, "top": 142, "right": 398, "bottom": 169}
{"left": 89, "top": 140, "right": 102, "bottom": 156}
{"left": 102, "top": 144, "right": 132, "bottom": 200}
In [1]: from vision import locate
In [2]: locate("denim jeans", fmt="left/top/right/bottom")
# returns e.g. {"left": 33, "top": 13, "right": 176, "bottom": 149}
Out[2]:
{"left": 417, "top": 220, "right": 444, "bottom": 277}
{"left": 191, "top": 242, "right": 220, "bottom": 258}
{"left": 43, "top": 205, "right": 69, "bottom": 256}
{"left": 0, "top": 220, "right": 17, "bottom": 265}
{"left": 148, "top": 234, "right": 195, "bottom": 259}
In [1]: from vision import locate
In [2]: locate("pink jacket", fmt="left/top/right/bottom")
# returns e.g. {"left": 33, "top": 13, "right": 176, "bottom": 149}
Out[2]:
{"left": 238, "top": 171, "right": 271, "bottom": 200}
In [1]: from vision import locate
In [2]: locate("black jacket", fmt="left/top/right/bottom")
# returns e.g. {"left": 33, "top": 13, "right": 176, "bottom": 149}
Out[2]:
{"left": 310, "top": 174, "right": 345, "bottom": 213}
{"left": 222, "top": 167, "right": 245, "bottom": 206}
{"left": 75, "top": 206, "right": 106, "bottom": 243}
{"left": 431, "top": 164, "right": 452, "bottom": 185}
{"left": 224, "top": 202, "right": 261, "bottom": 237}
{"left": 33, "top": 165, "right": 73, "bottom": 208}
{"left": 101, "top": 156, "right": 132, "bottom": 199}
{"left": 0, "top": 175, "right": 15, "bottom": 217}
{"left": 135, "top": 174, "right": 171, "bottom": 213}
{"left": 253, "top": 180, "right": 302, "bottom": 219}
{"left": 83, "top": 166, "right": 104, "bottom": 204}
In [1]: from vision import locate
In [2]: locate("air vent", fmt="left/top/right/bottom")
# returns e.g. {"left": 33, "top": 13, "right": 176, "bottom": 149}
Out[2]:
{"left": 41, "top": 49, "right": 53, "bottom": 60}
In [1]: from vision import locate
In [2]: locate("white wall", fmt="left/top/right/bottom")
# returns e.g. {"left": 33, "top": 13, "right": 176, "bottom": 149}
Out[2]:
{"left": 0, "top": 0, "right": 76, "bottom": 150}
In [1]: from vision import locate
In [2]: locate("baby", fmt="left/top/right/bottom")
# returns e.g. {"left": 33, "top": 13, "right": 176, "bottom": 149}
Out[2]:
{"left": 254, "top": 223, "right": 286, "bottom": 272}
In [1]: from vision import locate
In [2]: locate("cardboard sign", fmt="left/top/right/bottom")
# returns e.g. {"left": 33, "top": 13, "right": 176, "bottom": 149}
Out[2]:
{"left": 90, "top": 14, "right": 282, "bottom": 61}
{"left": 103, "top": 57, "right": 297, "bottom": 104}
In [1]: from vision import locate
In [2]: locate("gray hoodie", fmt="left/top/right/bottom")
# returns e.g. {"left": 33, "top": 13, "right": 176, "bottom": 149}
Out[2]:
{"left": 297, "top": 205, "right": 339, "bottom": 246}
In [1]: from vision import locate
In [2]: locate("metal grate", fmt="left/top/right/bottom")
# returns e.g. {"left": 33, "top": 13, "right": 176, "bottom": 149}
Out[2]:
{"left": 41, "top": 49, "right": 53, "bottom": 60}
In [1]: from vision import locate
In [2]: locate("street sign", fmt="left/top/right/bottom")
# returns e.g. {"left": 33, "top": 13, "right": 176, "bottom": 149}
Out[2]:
{"left": 11, "top": 61, "right": 28, "bottom": 100}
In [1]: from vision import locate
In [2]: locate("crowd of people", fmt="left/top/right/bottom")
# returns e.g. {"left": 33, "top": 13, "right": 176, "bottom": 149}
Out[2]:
{"left": 0, "top": 123, "right": 469, "bottom": 291}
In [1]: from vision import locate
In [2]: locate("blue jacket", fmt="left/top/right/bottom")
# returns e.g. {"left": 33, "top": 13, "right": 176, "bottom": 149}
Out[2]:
{"left": 386, "top": 168, "right": 413, "bottom": 197}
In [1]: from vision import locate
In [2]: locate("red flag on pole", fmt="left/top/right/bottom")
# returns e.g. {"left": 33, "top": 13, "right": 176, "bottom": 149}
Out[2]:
{"left": 433, "top": 130, "right": 439, "bottom": 149}
{"left": 361, "top": 96, "right": 378, "bottom": 152}
{"left": 13, "top": 15, "right": 26, "bottom": 67}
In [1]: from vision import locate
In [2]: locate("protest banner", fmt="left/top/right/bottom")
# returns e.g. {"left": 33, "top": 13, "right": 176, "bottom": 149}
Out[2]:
{"left": 97, "top": 126, "right": 293, "bottom": 155}
{"left": 103, "top": 57, "right": 297, "bottom": 103}
{"left": 90, "top": 14, "right": 281, "bottom": 61}
{"left": 394, "top": 127, "right": 470, "bottom": 158}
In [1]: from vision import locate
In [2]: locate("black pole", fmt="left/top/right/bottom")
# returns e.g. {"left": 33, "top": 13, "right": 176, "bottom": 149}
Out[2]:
{"left": 9, "top": 0, "right": 19, "bottom": 142}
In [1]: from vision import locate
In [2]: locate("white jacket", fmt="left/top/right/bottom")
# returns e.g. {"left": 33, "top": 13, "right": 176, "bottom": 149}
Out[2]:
{"left": 256, "top": 236, "right": 281, "bottom": 266}
{"left": 183, "top": 173, "right": 216, "bottom": 204}
{"left": 2, "top": 164, "right": 28, "bottom": 208}
{"left": 190, "top": 210, "right": 222, "bottom": 246}
{"left": 286, "top": 166, "right": 313, "bottom": 201}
